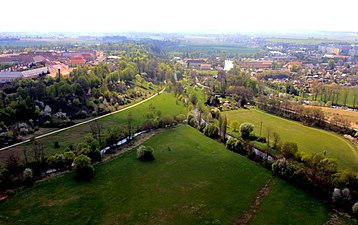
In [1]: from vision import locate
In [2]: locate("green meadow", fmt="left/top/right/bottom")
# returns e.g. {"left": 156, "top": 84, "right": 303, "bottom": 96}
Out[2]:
{"left": 224, "top": 108, "right": 358, "bottom": 171}
{"left": 0, "top": 126, "right": 329, "bottom": 225}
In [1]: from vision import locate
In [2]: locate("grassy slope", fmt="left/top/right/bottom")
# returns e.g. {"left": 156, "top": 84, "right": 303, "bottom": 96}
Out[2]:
{"left": 224, "top": 108, "right": 358, "bottom": 171}
{"left": 0, "top": 92, "right": 187, "bottom": 161}
{"left": 0, "top": 126, "right": 329, "bottom": 225}
{"left": 250, "top": 179, "right": 329, "bottom": 225}
{"left": 0, "top": 126, "right": 269, "bottom": 224}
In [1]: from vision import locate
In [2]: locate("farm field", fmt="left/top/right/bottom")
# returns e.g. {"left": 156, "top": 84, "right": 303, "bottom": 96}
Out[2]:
{"left": 175, "top": 42, "right": 261, "bottom": 55}
{"left": 305, "top": 105, "right": 358, "bottom": 129}
{"left": 0, "top": 92, "right": 187, "bottom": 163}
{"left": 265, "top": 37, "right": 349, "bottom": 44}
{"left": 224, "top": 108, "right": 358, "bottom": 171}
{"left": 0, "top": 126, "right": 330, "bottom": 225}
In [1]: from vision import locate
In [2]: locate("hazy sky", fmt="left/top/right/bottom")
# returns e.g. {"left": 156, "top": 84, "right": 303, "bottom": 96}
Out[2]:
{"left": 1, "top": 0, "right": 358, "bottom": 33}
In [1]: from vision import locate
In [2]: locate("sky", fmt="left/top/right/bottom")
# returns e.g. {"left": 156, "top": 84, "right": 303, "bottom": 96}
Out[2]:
{"left": 1, "top": 0, "right": 358, "bottom": 34}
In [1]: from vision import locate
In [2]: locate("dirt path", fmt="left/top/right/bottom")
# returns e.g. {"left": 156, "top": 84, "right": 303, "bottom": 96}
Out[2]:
{"left": 235, "top": 179, "right": 273, "bottom": 225}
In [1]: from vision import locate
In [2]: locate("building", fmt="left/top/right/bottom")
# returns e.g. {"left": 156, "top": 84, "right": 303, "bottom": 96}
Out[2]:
{"left": 200, "top": 64, "right": 212, "bottom": 70}
{"left": 0, "top": 67, "right": 49, "bottom": 83}
{"left": 240, "top": 61, "right": 272, "bottom": 69}
{"left": 224, "top": 60, "right": 234, "bottom": 71}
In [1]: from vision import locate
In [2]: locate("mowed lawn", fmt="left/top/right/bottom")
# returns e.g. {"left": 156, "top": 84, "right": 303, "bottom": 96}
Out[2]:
{"left": 224, "top": 109, "right": 358, "bottom": 171}
{"left": 0, "top": 126, "right": 329, "bottom": 225}
{"left": 0, "top": 92, "right": 187, "bottom": 162}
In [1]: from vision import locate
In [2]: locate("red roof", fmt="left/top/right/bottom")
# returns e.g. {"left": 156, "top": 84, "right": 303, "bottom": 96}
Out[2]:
{"left": 69, "top": 56, "right": 86, "bottom": 64}
{"left": 78, "top": 54, "right": 93, "bottom": 60}
{"left": 288, "top": 61, "right": 302, "bottom": 65}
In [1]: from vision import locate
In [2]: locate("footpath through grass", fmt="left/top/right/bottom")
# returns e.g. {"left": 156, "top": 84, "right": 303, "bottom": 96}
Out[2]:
{"left": 224, "top": 108, "right": 358, "bottom": 171}
{"left": 0, "top": 126, "right": 329, "bottom": 224}
{"left": 249, "top": 179, "right": 329, "bottom": 225}
{"left": 0, "top": 92, "right": 187, "bottom": 162}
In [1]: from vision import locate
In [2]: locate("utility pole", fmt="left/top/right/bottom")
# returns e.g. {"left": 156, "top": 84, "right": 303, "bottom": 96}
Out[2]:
{"left": 260, "top": 121, "right": 263, "bottom": 137}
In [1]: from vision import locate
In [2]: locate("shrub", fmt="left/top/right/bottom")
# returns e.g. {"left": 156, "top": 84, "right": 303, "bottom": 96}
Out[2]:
{"left": 249, "top": 133, "right": 258, "bottom": 141}
{"left": 281, "top": 142, "right": 298, "bottom": 159}
{"left": 141, "top": 119, "right": 159, "bottom": 131}
{"left": 63, "top": 151, "right": 76, "bottom": 167}
{"left": 73, "top": 155, "right": 94, "bottom": 180}
{"left": 257, "top": 136, "right": 266, "bottom": 143}
{"left": 46, "top": 154, "right": 66, "bottom": 171}
{"left": 203, "top": 123, "right": 219, "bottom": 139}
{"left": 332, "top": 188, "right": 341, "bottom": 203}
{"left": 137, "top": 145, "right": 155, "bottom": 161}
{"left": 240, "top": 122, "right": 254, "bottom": 139}
{"left": 78, "top": 146, "right": 101, "bottom": 163}
{"left": 54, "top": 141, "right": 60, "bottom": 149}
{"left": 226, "top": 138, "right": 238, "bottom": 151}
{"left": 174, "top": 114, "right": 186, "bottom": 123}
{"left": 353, "top": 202, "right": 358, "bottom": 215}
{"left": 23, "top": 168, "right": 33, "bottom": 186}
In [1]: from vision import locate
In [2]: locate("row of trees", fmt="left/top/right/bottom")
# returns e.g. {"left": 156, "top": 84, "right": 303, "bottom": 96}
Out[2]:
{"left": 225, "top": 122, "right": 358, "bottom": 217}
{"left": 257, "top": 95, "right": 355, "bottom": 135}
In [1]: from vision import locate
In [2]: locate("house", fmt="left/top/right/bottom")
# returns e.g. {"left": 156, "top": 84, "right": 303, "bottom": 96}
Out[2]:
{"left": 68, "top": 55, "right": 86, "bottom": 66}
{"left": 182, "top": 58, "right": 208, "bottom": 69}
{"left": 200, "top": 64, "right": 211, "bottom": 70}
{"left": 240, "top": 61, "right": 272, "bottom": 69}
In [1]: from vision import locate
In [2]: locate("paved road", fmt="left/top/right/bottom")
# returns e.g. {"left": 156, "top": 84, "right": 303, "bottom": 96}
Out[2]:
{"left": 0, "top": 88, "right": 165, "bottom": 152}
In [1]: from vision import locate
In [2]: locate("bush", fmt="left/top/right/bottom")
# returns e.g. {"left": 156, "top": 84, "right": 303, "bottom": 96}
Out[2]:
{"left": 46, "top": 154, "right": 66, "bottom": 171}
{"left": 249, "top": 133, "right": 258, "bottom": 141}
{"left": 174, "top": 114, "right": 186, "bottom": 123}
{"left": 203, "top": 123, "right": 219, "bottom": 139}
{"left": 226, "top": 138, "right": 238, "bottom": 151}
{"left": 63, "top": 151, "right": 76, "bottom": 167}
{"left": 137, "top": 145, "right": 155, "bottom": 161}
{"left": 54, "top": 141, "right": 60, "bottom": 149}
{"left": 23, "top": 168, "right": 33, "bottom": 186}
{"left": 257, "top": 136, "right": 266, "bottom": 143}
{"left": 78, "top": 146, "right": 102, "bottom": 163}
{"left": 281, "top": 142, "right": 298, "bottom": 159}
{"left": 73, "top": 155, "right": 94, "bottom": 180}
{"left": 353, "top": 202, "right": 358, "bottom": 215}
{"left": 240, "top": 122, "right": 254, "bottom": 139}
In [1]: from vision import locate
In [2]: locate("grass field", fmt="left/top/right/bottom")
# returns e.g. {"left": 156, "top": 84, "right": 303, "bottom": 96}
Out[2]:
{"left": 0, "top": 92, "right": 187, "bottom": 162}
{"left": 0, "top": 126, "right": 329, "bottom": 224}
{"left": 250, "top": 179, "right": 329, "bottom": 225}
{"left": 224, "top": 108, "right": 358, "bottom": 171}
{"left": 175, "top": 42, "right": 261, "bottom": 55}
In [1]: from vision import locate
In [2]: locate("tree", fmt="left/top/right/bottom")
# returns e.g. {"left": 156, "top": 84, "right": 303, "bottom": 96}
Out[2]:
{"left": 126, "top": 112, "right": 134, "bottom": 141}
{"left": 73, "top": 155, "right": 94, "bottom": 180}
{"left": 281, "top": 142, "right": 298, "bottom": 159}
{"left": 273, "top": 132, "right": 281, "bottom": 149}
{"left": 219, "top": 114, "right": 227, "bottom": 142}
{"left": 90, "top": 121, "right": 103, "bottom": 145}
{"left": 203, "top": 123, "right": 219, "bottom": 138}
{"left": 231, "top": 120, "right": 240, "bottom": 132}
{"left": 136, "top": 145, "right": 155, "bottom": 161}
{"left": 190, "top": 93, "right": 198, "bottom": 106}
{"left": 328, "top": 60, "right": 335, "bottom": 70}
{"left": 240, "top": 122, "right": 254, "bottom": 139}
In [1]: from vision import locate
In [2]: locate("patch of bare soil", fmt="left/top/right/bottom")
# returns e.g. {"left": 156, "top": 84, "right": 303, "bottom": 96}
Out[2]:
{"left": 235, "top": 180, "right": 273, "bottom": 225}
